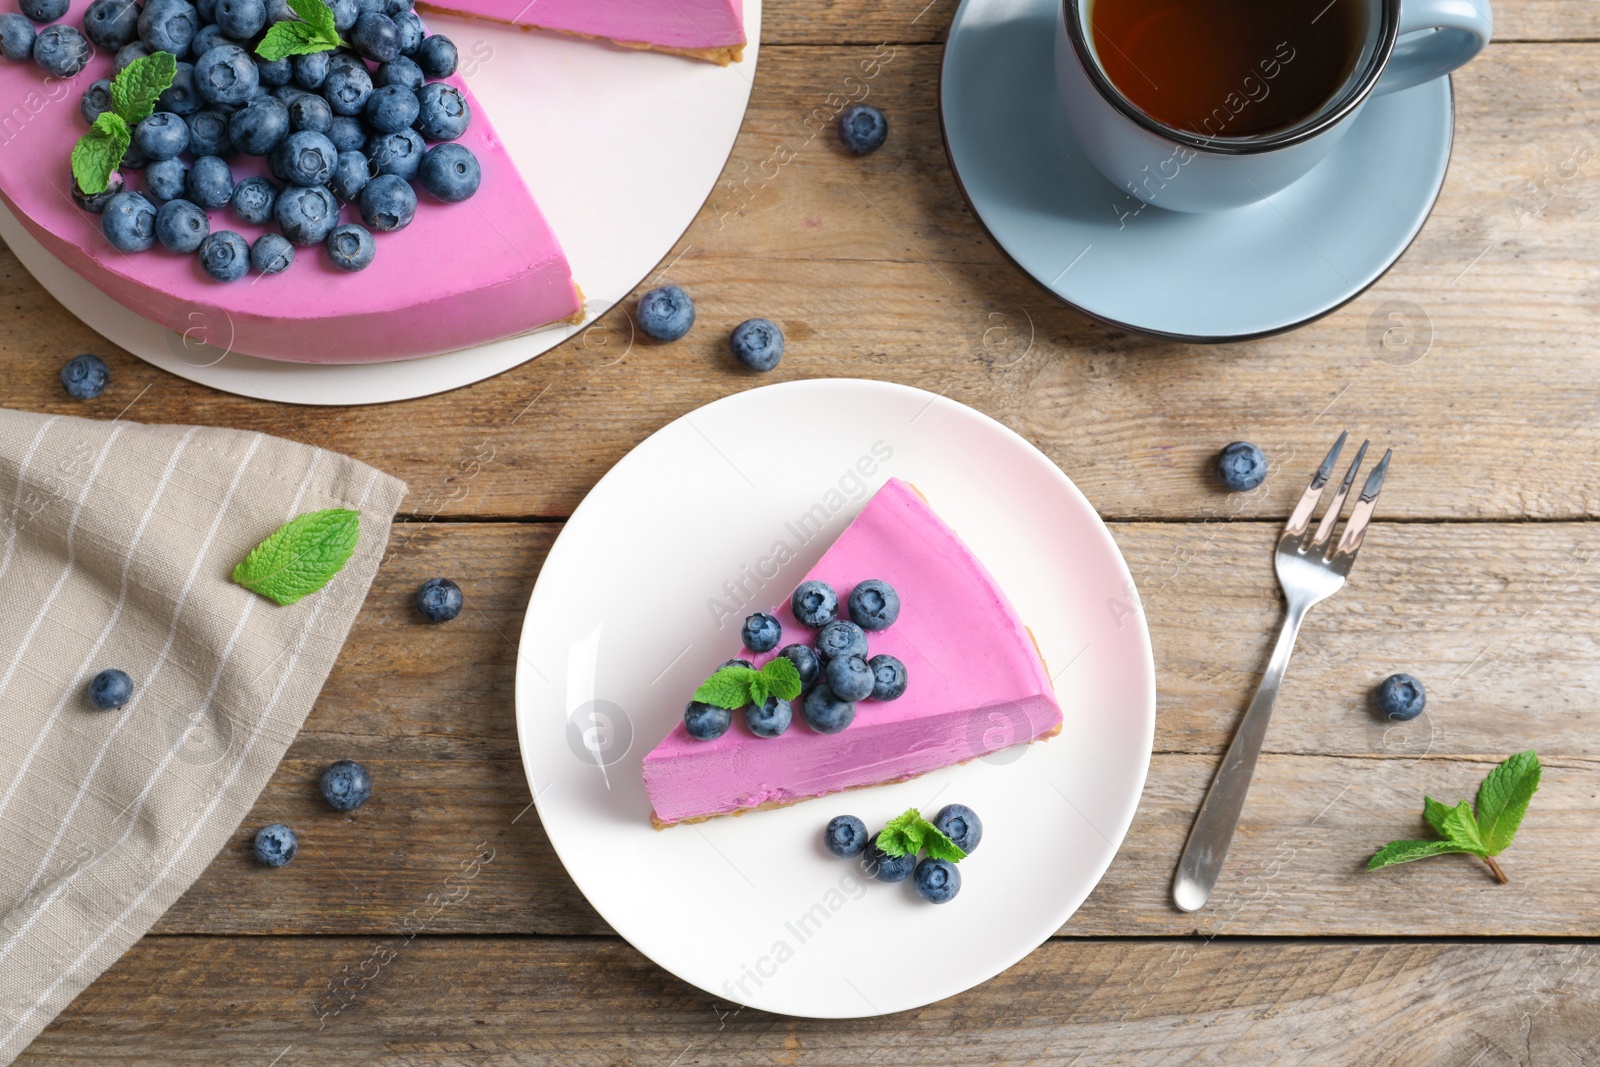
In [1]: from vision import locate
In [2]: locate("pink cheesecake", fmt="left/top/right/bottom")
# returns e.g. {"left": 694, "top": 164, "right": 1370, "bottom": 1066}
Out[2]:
{"left": 642, "top": 479, "right": 1063, "bottom": 827}
{"left": 418, "top": 0, "right": 746, "bottom": 65}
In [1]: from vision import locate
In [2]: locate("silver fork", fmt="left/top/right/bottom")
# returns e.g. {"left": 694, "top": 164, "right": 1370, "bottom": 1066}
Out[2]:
{"left": 1172, "top": 432, "right": 1392, "bottom": 913}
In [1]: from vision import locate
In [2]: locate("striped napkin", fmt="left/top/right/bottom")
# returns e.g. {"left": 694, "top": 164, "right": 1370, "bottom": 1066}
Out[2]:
{"left": 0, "top": 408, "right": 406, "bottom": 1064}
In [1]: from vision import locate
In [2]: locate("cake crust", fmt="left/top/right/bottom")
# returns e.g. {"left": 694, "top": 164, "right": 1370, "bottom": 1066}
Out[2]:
{"left": 417, "top": 6, "right": 746, "bottom": 64}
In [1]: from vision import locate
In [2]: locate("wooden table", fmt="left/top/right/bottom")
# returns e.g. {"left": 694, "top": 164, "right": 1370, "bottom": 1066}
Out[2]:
{"left": 8, "top": 0, "right": 1600, "bottom": 1060}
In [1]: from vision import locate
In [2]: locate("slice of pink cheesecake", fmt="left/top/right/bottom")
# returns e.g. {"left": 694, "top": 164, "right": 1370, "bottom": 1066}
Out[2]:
{"left": 0, "top": 2, "right": 583, "bottom": 364}
{"left": 642, "top": 479, "right": 1062, "bottom": 827}
{"left": 417, "top": 0, "right": 746, "bottom": 65}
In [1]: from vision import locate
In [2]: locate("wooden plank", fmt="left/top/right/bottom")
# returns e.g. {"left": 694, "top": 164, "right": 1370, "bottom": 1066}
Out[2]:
{"left": 24, "top": 936, "right": 1600, "bottom": 1064}
{"left": 2, "top": 45, "right": 1600, "bottom": 522}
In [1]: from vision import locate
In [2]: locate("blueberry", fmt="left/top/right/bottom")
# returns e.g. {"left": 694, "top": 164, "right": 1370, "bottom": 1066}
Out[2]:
{"left": 229, "top": 96, "right": 290, "bottom": 154}
{"left": 215, "top": 0, "right": 267, "bottom": 38}
{"left": 367, "top": 128, "right": 424, "bottom": 178}
{"left": 913, "top": 857, "right": 961, "bottom": 903}
{"left": 292, "top": 49, "right": 330, "bottom": 89}
{"left": 143, "top": 158, "right": 188, "bottom": 202}
{"left": 393, "top": 9, "right": 422, "bottom": 54}
{"left": 414, "top": 33, "right": 456, "bottom": 77}
{"left": 230, "top": 175, "right": 277, "bottom": 224}
{"left": 1375, "top": 673, "right": 1425, "bottom": 721}
{"left": 351, "top": 9, "right": 399, "bottom": 61}
{"left": 838, "top": 103, "right": 888, "bottom": 155}
{"left": 358, "top": 172, "right": 415, "bottom": 231}
{"left": 824, "top": 815, "right": 868, "bottom": 858}
{"left": 265, "top": 0, "right": 293, "bottom": 19}
{"left": 186, "top": 155, "right": 234, "bottom": 209}
{"left": 272, "top": 84, "right": 310, "bottom": 107}
{"left": 801, "top": 683, "right": 855, "bottom": 734}
{"left": 790, "top": 580, "right": 838, "bottom": 628}
{"left": 199, "top": 230, "right": 250, "bottom": 282}
{"left": 33, "top": 24, "right": 89, "bottom": 78}
{"left": 326, "top": 114, "right": 366, "bottom": 151}
{"left": 931, "top": 803, "right": 982, "bottom": 853}
{"left": 365, "top": 83, "right": 419, "bottom": 133}
{"left": 83, "top": 0, "right": 139, "bottom": 50}
{"left": 778, "top": 644, "right": 821, "bottom": 688}
{"left": 848, "top": 579, "right": 900, "bottom": 631}
{"left": 320, "top": 759, "right": 372, "bottom": 811}
{"left": 133, "top": 112, "right": 190, "bottom": 162}
{"left": 0, "top": 14, "right": 35, "bottom": 62}
{"left": 252, "top": 823, "right": 297, "bottom": 867}
{"left": 743, "top": 694, "right": 792, "bottom": 738}
{"left": 719, "top": 658, "right": 754, "bottom": 670}
{"left": 1217, "top": 441, "right": 1268, "bottom": 491}
{"left": 325, "top": 223, "right": 375, "bottom": 272}
{"left": 683, "top": 700, "right": 731, "bottom": 741}
{"left": 867, "top": 654, "right": 907, "bottom": 701}
{"left": 19, "top": 0, "right": 66, "bottom": 21}
{"left": 72, "top": 172, "right": 125, "bottom": 214}
{"left": 113, "top": 40, "right": 151, "bottom": 75}
{"left": 326, "top": 49, "right": 365, "bottom": 78}
{"left": 816, "top": 619, "right": 867, "bottom": 661}
{"left": 190, "top": 23, "right": 239, "bottom": 56}
{"left": 323, "top": 62, "right": 373, "bottom": 115}
{"left": 636, "top": 284, "right": 694, "bottom": 342}
{"left": 729, "top": 318, "right": 784, "bottom": 372}
{"left": 88, "top": 667, "right": 133, "bottom": 708}
{"left": 288, "top": 91, "right": 333, "bottom": 133}
{"left": 864, "top": 833, "right": 915, "bottom": 882}
{"left": 415, "top": 577, "right": 462, "bottom": 622}
{"left": 197, "top": 0, "right": 218, "bottom": 19}
{"left": 101, "top": 191, "right": 158, "bottom": 252}
{"left": 137, "top": 0, "right": 199, "bottom": 57}
{"left": 381, "top": 0, "right": 411, "bottom": 17}
{"left": 741, "top": 612, "right": 781, "bottom": 653}
{"left": 61, "top": 354, "right": 110, "bottom": 399}
{"left": 274, "top": 183, "right": 339, "bottom": 245}
{"left": 414, "top": 81, "right": 470, "bottom": 140}
{"left": 327, "top": 149, "right": 368, "bottom": 201}
{"left": 417, "top": 142, "right": 479, "bottom": 203}
{"left": 187, "top": 109, "right": 236, "bottom": 158}
{"left": 376, "top": 55, "right": 423, "bottom": 90}
{"left": 325, "top": 0, "right": 359, "bottom": 31}
{"left": 256, "top": 54, "right": 292, "bottom": 86}
{"left": 824, "top": 654, "right": 874, "bottom": 701}
{"left": 154, "top": 62, "right": 200, "bottom": 117}
{"left": 121, "top": 141, "right": 150, "bottom": 171}
{"left": 196, "top": 44, "right": 260, "bottom": 106}
{"left": 80, "top": 79, "right": 113, "bottom": 125}
{"left": 155, "top": 198, "right": 209, "bottom": 253}
{"left": 249, "top": 232, "right": 294, "bottom": 275}
{"left": 274, "top": 129, "right": 338, "bottom": 186}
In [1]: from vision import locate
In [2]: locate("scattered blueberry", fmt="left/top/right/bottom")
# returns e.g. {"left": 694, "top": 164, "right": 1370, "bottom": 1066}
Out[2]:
{"left": 913, "top": 857, "right": 961, "bottom": 903}
{"left": 376, "top": 55, "right": 423, "bottom": 90}
{"left": 743, "top": 694, "right": 792, "bottom": 738}
{"left": 186, "top": 155, "right": 234, "bottom": 209}
{"left": 867, "top": 654, "right": 907, "bottom": 700}
{"left": 72, "top": 172, "right": 124, "bottom": 213}
{"left": 327, "top": 149, "right": 369, "bottom": 201}
{"left": 271, "top": 83, "right": 309, "bottom": 108}
{"left": 637, "top": 285, "right": 695, "bottom": 342}
{"left": 230, "top": 175, "right": 278, "bottom": 224}
{"left": 326, "top": 114, "right": 366, "bottom": 151}
{"left": 33, "top": 25, "right": 91, "bottom": 78}
{"left": 120, "top": 141, "right": 150, "bottom": 170}
{"left": 101, "top": 191, "right": 158, "bottom": 252}
{"left": 88, "top": 667, "right": 133, "bottom": 709}
{"left": 157, "top": 61, "right": 201, "bottom": 116}
{"left": 288, "top": 91, "right": 333, "bottom": 134}
{"left": 790, "top": 580, "right": 838, "bottom": 628}
{"left": 113, "top": 40, "right": 151, "bottom": 76}
{"left": 418, "top": 142, "right": 479, "bottom": 202}
{"left": 351, "top": 9, "right": 400, "bottom": 62}
{"left": 825, "top": 654, "right": 874, "bottom": 701}
{"left": 358, "top": 172, "right": 416, "bottom": 232}
{"left": 252, "top": 823, "right": 297, "bottom": 867}
{"left": 323, "top": 61, "right": 373, "bottom": 115}
{"left": 801, "top": 683, "right": 855, "bottom": 734}
{"left": 0, "top": 14, "right": 35, "bottom": 63}
{"left": 1375, "top": 673, "right": 1425, "bottom": 721}
{"left": 864, "top": 833, "right": 915, "bottom": 882}
{"left": 249, "top": 232, "right": 294, "bottom": 275}
{"left": 719, "top": 658, "right": 754, "bottom": 670}
{"left": 325, "top": 223, "right": 375, "bottom": 271}
{"left": 931, "top": 803, "right": 982, "bottom": 854}
{"left": 320, "top": 759, "right": 372, "bottom": 812}
{"left": 365, "top": 83, "right": 419, "bottom": 134}
{"left": 255, "top": 54, "right": 292, "bottom": 86}
{"left": 274, "top": 183, "right": 339, "bottom": 245}
{"left": 414, "top": 81, "right": 470, "bottom": 140}
{"left": 134, "top": 112, "right": 191, "bottom": 162}
{"left": 213, "top": 0, "right": 265, "bottom": 38}
{"left": 414, "top": 33, "right": 456, "bottom": 78}
{"left": 778, "top": 644, "right": 821, "bottom": 688}
{"left": 186, "top": 109, "right": 235, "bottom": 158}
{"left": 1217, "top": 441, "right": 1268, "bottom": 491}
{"left": 20, "top": 0, "right": 67, "bottom": 21}
{"left": 291, "top": 48, "right": 330, "bottom": 89}
{"left": 741, "top": 612, "right": 781, "bottom": 653}
{"left": 729, "top": 318, "right": 784, "bottom": 372}
{"left": 392, "top": 9, "right": 422, "bottom": 54}
{"left": 837, "top": 103, "right": 888, "bottom": 155}
{"left": 327, "top": 0, "right": 359, "bottom": 30}
{"left": 683, "top": 700, "right": 732, "bottom": 741}
{"left": 198, "top": 230, "right": 250, "bottom": 281}
{"left": 229, "top": 96, "right": 290, "bottom": 155}
{"left": 83, "top": 0, "right": 140, "bottom": 51}
{"left": 816, "top": 619, "right": 867, "bottom": 662}
{"left": 60, "top": 354, "right": 110, "bottom": 399}
{"left": 155, "top": 198, "right": 210, "bottom": 253}
{"left": 848, "top": 579, "right": 900, "bottom": 631}
{"left": 144, "top": 158, "right": 188, "bottom": 202}
{"left": 189, "top": 21, "right": 236, "bottom": 55}
{"left": 824, "top": 814, "right": 869, "bottom": 858}
{"left": 366, "top": 127, "right": 424, "bottom": 178}
{"left": 274, "top": 129, "right": 338, "bottom": 186}
{"left": 415, "top": 577, "right": 463, "bottom": 622}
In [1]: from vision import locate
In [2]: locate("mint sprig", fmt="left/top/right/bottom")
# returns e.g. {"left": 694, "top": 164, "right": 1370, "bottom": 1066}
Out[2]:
{"left": 256, "top": 0, "right": 342, "bottom": 61}
{"left": 69, "top": 53, "right": 177, "bottom": 196}
{"left": 1367, "top": 751, "right": 1541, "bottom": 883}
{"left": 875, "top": 808, "right": 967, "bottom": 862}
{"left": 231, "top": 508, "right": 360, "bottom": 606}
{"left": 691, "top": 657, "right": 803, "bottom": 709}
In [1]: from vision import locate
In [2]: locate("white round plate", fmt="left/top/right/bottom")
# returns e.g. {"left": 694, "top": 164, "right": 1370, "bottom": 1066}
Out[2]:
{"left": 0, "top": 4, "right": 761, "bottom": 406}
{"left": 516, "top": 379, "right": 1156, "bottom": 1017}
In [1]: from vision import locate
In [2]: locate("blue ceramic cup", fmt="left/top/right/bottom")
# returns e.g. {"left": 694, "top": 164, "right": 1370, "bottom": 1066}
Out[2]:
{"left": 1056, "top": 0, "right": 1492, "bottom": 213}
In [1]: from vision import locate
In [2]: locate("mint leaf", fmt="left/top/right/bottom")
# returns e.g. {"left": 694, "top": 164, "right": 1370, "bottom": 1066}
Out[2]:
{"left": 1367, "top": 839, "right": 1477, "bottom": 871}
{"left": 691, "top": 667, "right": 756, "bottom": 710}
{"left": 231, "top": 508, "right": 360, "bottom": 606}
{"left": 759, "top": 656, "right": 802, "bottom": 701}
{"left": 70, "top": 112, "right": 129, "bottom": 197}
{"left": 287, "top": 0, "right": 338, "bottom": 37}
{"left": 110, "top": 51, "right": 176, "bottom": 126}
{"left": 1439, "top": 799, "right": 1489, "bottom": 856}
{"left": 1475, "top": 750, "right": 1541, "bottom": 855}
{"left": 921, "top": 823, "right": 968, "bottom": 863}
{"left": 746, "top": 673, "right": 769, "bottom": 708}
{"left": 1422, "top": 795, "right": 1452, "bottom": 837}
{"left": 256, "top": 0, "right": 341, "bottom": 60}
{"left": 875, "top": 809, "right": 926, "bottom": 858}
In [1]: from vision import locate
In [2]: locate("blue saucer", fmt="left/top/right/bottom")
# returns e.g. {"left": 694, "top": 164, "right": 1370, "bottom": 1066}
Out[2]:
{"left": 939, "top": 0, "right": 1454, "bottom": 341}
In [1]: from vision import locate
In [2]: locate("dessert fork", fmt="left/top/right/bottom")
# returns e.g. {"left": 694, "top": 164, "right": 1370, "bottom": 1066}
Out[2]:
{"left": 1172, "top": 432, "right": 1392, "bottom": 913}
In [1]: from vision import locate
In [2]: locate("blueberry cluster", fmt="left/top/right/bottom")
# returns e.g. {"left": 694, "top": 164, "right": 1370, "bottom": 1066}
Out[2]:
{"left": 252, "top": 757, "right": 373, "bottom": 866}
{"left": 46, "top": 0, "right": 480, "bottom": 280}
{"left": 825, "top": 804, "right": 981, "bottom": 904}
{"left": 0, "top": 0, "right": 91, "bottom": 78}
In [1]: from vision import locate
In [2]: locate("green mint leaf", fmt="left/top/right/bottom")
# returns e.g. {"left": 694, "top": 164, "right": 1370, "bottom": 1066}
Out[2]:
{"left": 287, "top": 0, "right": 338, "bottom": 37}
{"left": 1422, "top": 796, "right": 1453, "bottom": 838}
{"left": 110, "top": 51, "right": 177, "bottom": 126}
{"left": 759, "top": 656, "right": 802, "bottom": 701}
{"left": 1439, "top": 799, "right": 1489, "bottom": 856}
{"left": 875, "top": 808, "right": 926, "bottom": 858}
{"left": 231, "top": 508, "right": 360, "bottom": 606}
{"left": 691, "top": 667, "right": 757, "bottom": 710}
{"left": 746, "top": 673, "right": 769, "bottom": 709}
{"left": 1367, "top": 838, "right": 1479, "bottom": 871}
{"left": 70, "top": 112, "right": 129, "bottom": 197}
{"left": 920, "top": 822, "right": 968, "bottom": 863}
{"left": 256, "top": 21, "right": 329, "bottom": 61}
{"left": 1475, "top": 750, "right": 1541, "bottom": 856}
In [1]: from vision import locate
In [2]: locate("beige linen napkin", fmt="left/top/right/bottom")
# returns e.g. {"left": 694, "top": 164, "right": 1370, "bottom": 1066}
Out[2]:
{"left": 0, "top": 407, "right": 406, "bottom": 1064}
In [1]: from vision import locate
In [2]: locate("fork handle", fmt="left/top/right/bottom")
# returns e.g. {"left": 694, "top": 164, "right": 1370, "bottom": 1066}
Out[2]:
{"left": 1171, "top": 601, "right": 1309, "bottom": 912}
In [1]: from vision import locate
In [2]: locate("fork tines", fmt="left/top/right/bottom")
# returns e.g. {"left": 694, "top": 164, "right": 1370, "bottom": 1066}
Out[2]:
{"left": 1285, "top": 431, "right": 1393, "bottom": 558}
